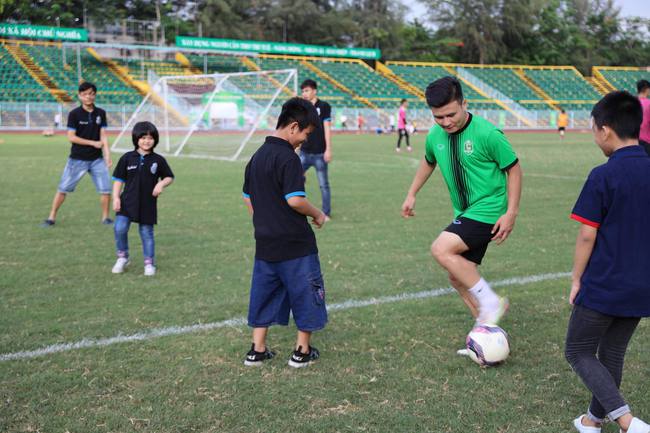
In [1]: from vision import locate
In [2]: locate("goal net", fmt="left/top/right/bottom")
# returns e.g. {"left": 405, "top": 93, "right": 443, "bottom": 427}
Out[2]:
{"left": 111, "top": 69, "right": 297, "bottom": 160}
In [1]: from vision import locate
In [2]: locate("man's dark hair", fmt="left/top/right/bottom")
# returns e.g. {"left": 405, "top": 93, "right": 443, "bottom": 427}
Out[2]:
{"left": 561, "top": 108, "right": 566, "bottom": 113}
{"left": 637, "top": 79, "right": 650, "bottom": 94}
{"left": 276, "top": 97, "right": 320, "bottom": 131}
{"left": 132, "top": 121, "right": 159, "bottom": 148}
{"left": 425, "top": 76, "right": 464, "bottom": 108}
{"left": 591, "top": 91, "right": 642, "bottom": 140}
{"left": 78, "top": 81, "right": 97, "bottom": 93}
{"left": 300, "top": 79, "right": 318, "bottom": 90}
{"left": 400, "top": 98, "right": 407, "bottom": 105}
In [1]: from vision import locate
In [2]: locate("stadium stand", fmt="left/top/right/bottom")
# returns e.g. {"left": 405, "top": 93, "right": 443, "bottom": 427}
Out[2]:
{"left": 0, "top": 43, "right": 57, "bottom": 103}
{"left": 248, "top": 55, "right": 365, "bottom": 108}
{"left": 594, "top": 67, "right": 650, "bottom": 94}
{"left": 385, "top": 62, "right": 501, "bottom": 110}
{"left": 460, "top": 66, "right": 543, "bottom": 109}
{"left": 522, "top": 67, "right": 601, "bottom": 110}
{"left": 309, "top": 58, "right": 416, "bottom": 109}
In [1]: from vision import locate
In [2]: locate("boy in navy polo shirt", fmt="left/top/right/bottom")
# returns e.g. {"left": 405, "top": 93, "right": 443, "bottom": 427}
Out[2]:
{"left": 242, "top": 97, "right": 327, "bottom": 368}
{"left": 565, "top": 91, "right": 650, "bottom": 433}
{"left": 41, "top": 82, "right": 112, "bottom": 227}
{"left": 111, "top": 122, "right": 174, "bottom": 276}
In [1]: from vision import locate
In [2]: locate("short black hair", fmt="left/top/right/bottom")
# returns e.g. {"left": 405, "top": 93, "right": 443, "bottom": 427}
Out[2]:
{"left": 400, "top": 98, "right": 407, "bottom": 104}
{"left": 425, "top": 76, "right": 464, "bottom": 108}
{"left": 300, "top": 79, "right": 318, "bottom": 90}
{"left": 132, "top": 121, "right": 159, "bottom": 148}
{"left": 276, "top": 97, "right": 320, "bottom": 131}
{"left": 78, "top": 81, "right": 97, "bottom": 93}
{"left": 591, "top": 91, "right": 642, "bottom": 140}
{"left": 637, "top": 79, "right": 650, "bottom": 94}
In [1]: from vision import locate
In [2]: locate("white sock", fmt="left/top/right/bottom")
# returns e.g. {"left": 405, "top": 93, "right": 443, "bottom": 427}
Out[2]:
{"left": 468, "top": 278, "right": 499, "bottom": 310}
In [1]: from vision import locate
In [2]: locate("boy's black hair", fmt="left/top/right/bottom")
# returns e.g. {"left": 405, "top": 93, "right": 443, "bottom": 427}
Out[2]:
{"left": 400, "top": 98, "right": 407, "bottom": 104}
{"left": 276, "top": 97, "right": 320, "bottom": 131}
{"left": 591, "top": 91, "right": 642, "bottom": 140}
{"left": 300, "top": 79, "right": 318, "bottom": 90}
{"left": 637, "top": 79, "right": 650, "bottom": 94}
{"left": 132, "top": 121, "right": 159, "bottom": 148}
{"left": 425, "top": 76, "right": 464, "bottom": 108}
{"left": 561, "top": 108, "right": 566, "bottom": 113}
{"left": 78, "top": 81, "right": 97, "bottom": 93}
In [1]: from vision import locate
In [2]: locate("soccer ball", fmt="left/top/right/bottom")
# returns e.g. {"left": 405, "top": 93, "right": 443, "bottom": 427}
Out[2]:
{"left": 466, "top": 324, "right": 510, "bottom": 367}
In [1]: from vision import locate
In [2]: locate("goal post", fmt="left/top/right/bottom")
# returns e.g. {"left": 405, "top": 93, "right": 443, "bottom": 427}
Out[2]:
{"left": 111, "top": 69, "right": 298, "bottom": 161}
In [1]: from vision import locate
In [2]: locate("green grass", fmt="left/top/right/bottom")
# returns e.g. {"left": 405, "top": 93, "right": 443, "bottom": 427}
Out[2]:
{"left": 0, "top": 131, "right": 648, "bottom": 432}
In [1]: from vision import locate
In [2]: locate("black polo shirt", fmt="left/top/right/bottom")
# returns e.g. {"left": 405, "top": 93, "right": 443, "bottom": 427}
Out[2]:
{"left": 300, "top": 99, "right": 331, "bottom": 154}
{"left": 243, "top": 136, "right": 318, "bottom": 262}
{"left": 112, "top": 151, "right": 174, "bottom": 225}
{"left": 67, "top": 105, "right": 107, "bottom": 161}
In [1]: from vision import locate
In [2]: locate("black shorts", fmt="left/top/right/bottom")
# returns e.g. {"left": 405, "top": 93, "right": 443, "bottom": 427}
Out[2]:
{"left": 443, "top": 217, "right": 493, "bottom": 265}
{"left": 558, "top": 127, "right": 566, "bottom": 132}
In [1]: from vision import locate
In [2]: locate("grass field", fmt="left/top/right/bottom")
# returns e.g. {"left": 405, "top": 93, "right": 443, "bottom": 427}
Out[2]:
{"left": 0, "top": 130, "right": 648, "bottom": 433}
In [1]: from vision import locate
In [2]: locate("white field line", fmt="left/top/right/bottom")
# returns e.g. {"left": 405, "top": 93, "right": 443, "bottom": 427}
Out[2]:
{"left": 0, "top": 272, "right": 570, "bottom": 362}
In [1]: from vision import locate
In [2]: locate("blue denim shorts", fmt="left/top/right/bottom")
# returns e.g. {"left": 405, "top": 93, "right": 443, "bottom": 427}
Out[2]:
{"left": 58, "top": 157, "right": 111, "bottom": 194}
{"left": 248, "top": 253, "right": 328, "bottom": 332}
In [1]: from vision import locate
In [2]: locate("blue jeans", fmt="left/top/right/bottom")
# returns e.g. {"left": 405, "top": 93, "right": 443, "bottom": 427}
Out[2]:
{"left": 248, "top": 253, "right": 327, "bottom": 332}
{"left": 300, "top": 151, "right": 331, "bottom": 216}
{"left": 114, "top": 215, "right": 155, "bottom": 264}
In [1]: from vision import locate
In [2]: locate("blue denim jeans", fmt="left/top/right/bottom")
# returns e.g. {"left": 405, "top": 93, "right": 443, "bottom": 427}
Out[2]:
{"left": 300, "top": 151, "right": 331, "bottom": 216}
{"left": 248, "top": 253, "right": 327, "bottom": 332}
{"left": 114, "top": 215, "right": 155, "bottom": 264}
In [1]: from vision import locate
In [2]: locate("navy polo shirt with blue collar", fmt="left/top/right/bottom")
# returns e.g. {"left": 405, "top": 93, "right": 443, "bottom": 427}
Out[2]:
{"left": 570, "top": 145, "right": 650, "bottom": 317}
{"left": 243, "top": 136, "right": 317, "bottom": 262}
{"left": 67, "top": 105, "right": 107, "bottom": 161}
{"left": 112, "top": 150, "right": 174, "bottom": 225}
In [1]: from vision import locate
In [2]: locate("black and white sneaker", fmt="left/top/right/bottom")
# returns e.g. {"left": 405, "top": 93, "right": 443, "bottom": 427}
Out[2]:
{"left": 288, "top": 345, "right": 320, "bottom": 368}
{"left": 243, "top": 344, "right": 276, "bottom": 366}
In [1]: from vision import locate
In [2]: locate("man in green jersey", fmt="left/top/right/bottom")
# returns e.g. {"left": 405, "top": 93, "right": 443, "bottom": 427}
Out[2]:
{"left": 401, "top": 76, "right": 522, "bottom": 330}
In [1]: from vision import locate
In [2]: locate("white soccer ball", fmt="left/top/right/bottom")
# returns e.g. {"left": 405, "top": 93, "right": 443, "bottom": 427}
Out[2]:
{"left": 466, "top": 324, "right": 510, "bottom": 367}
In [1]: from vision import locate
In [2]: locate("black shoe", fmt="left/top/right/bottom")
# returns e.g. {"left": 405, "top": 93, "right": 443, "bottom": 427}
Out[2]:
{"left": 102, "top": 218, "right": 114, "bottom": 225}
{"left": 288, "top": 345, "right": 320, "bottom": 368}
{"left": 40, "top": 219, "right": 55, "bottom": 227}
{"left": 243, "top": 344, "right": 276, "bottom": 366}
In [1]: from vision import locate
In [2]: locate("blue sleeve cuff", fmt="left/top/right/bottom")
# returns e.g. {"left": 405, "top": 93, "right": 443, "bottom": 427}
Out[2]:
{"left": 67, "top": 127, "right": 76, "bottom": 131}
{"left": 285, "top": 191, "right": 306, "bottom": 200}
{"left": 242, "top": 192, "right": 250, "bottom": 199}
{"left": 112, "top": 176, "right": 125, "bottom": 183}
{"left": 323, "top": 118, "right": 332, "bottom": 122}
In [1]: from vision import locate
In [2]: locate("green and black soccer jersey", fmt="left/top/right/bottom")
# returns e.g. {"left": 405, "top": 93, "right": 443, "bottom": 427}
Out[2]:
{"left": 425, "top": 113, "right": 518, "bottom": 224}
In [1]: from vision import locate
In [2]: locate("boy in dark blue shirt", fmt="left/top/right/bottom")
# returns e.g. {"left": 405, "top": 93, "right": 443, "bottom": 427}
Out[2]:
{"left": 565, "top": 91, "right": 650, "bottom": 433}
{"left": 242, "top": 97, "right": 328, "bottom": 368}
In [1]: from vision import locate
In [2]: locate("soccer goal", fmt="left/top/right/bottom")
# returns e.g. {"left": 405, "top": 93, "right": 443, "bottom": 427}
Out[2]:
{"left": 111, "top": 69, "right": 298, "bottom": 161}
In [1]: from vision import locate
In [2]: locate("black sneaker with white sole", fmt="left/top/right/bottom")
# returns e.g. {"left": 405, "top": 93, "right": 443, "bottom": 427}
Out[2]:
{"left": 288, "top": 345, "right": 320, "bottom": 368}
{"left": 243, "top": 344, "right": 276, "bottom": 366}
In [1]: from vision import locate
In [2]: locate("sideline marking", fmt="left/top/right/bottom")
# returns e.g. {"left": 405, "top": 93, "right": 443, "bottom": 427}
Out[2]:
{"left": 0, "top": 272, "right": 570, "bottom": 362}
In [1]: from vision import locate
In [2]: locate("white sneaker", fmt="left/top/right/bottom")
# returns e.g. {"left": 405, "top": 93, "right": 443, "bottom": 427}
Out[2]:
{"left": 144, "top": 264, "right": 156, "bottom": 276}
{"left": 573, "top": 415, "right": 601, "bottom": 433}
{"left": 627, "top": 418, "right": 650, "bottom": 433}
{"left": 456, "top": 348, "right": 470, "bottom": 356}
{"left": 477, "top": 296, "right": 510, "bottom": 325}
{"left": 111, "top": 257, "right": 130, "bottom": 274}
